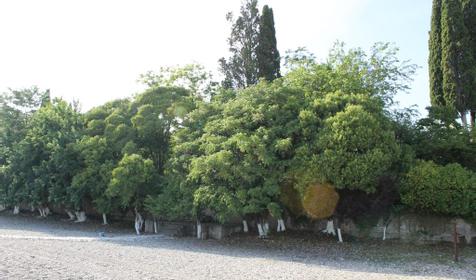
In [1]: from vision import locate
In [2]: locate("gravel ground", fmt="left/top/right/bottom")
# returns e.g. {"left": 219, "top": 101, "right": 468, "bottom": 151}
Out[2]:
{"left": 0, "top": 212, "right": 475, "bottom": 280}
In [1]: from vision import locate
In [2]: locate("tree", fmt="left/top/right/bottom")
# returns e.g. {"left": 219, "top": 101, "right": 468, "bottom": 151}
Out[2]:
{"left": 462, "top": 0, "right": 476, "bottom": 127}
{"left": 411, "top": 106, "right": 476, "bottom": 171}
{"left": 441, "top": 0, "right": 475, "bottom": 126}
{"left": 284, "top": 42, "right": 416, "bottom": 108}
{"left": 401, "top": 160, "right": 476, "bottom": 218}
{"left": 429, "top": 0, "right": 445, "bottom": 107}
{"left": 257, "top": 5, "right": 281, "bottom": 81}
{"left": 315, "top": 104, "right": 400, "bottom": 194}
{"left": 137, "top": 64, "right": 217, "bottom": 98}
{"left": 107, "top": 153, "right": 155, "bottom": 234}
{"left": 130, "top": 87, "right": 193, "bottom": 174}
{"left": 0, "top": 87, "right": 50, "bottom": 213}
{"left": 0, "top": 87, "right": 49, "bottom": 165}
{"left": 3, "top": 99, "right": 83, "bottom": 217}
{"left": 219, "top": 0, "right": 260, "bottom": 88}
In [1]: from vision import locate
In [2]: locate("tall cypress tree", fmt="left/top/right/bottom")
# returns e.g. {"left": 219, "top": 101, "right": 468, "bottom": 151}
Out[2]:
{"left": 219, "top": 0, "right": 260, "bottom": 89}
{"left": 462, "top": 0, "right": 476, "bottom": 127}
{"left": 257, "top": 5, "right": 281, "bottom": 81}
{"left": 429, "top": 0, "right": 444, "bottom": 106}
{"left": 441, "top": 0, "right": 475, "bottom": 126}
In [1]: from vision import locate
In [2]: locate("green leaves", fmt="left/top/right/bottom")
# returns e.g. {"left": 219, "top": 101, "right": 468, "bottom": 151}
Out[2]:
{"left": 316, "top": 104, "right": 399, "bottom": 193}
{"left": 401, "top": 160, "right": 476, "bottom": 218}
{"left": 107, "top": 154, "right": 155, "bottom": 208}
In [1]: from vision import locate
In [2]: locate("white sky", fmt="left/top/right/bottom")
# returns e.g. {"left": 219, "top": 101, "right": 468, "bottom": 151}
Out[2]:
{"left": 0, "top": 0, "right": 430, "bottom": 113}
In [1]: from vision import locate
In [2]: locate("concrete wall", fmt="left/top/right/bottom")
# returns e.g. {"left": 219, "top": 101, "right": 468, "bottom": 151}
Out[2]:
{"left": 340, "top": 214, "right": 475, "bottom": 244}
{"left": 142, "top": 214, "right": 475, "bottom": 245}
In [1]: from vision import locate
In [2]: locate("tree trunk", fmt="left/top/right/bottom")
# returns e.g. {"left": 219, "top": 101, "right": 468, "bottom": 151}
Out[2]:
{"left": 383, "top": 225, "right": 387, "bottom": 241}
{"left": 322, "top": 219, "right": 336, "bottom": 236}
{"left": 75, "top": 211, "right": 87, "bottom": 223}
{"left": 242, "top": 220, "right": 249, "bottom": 233}
{"left": 461, "top": 111, "right": 468, "bottom": 127}
{"left": 337, "top": 228, "right": 343, "bottom": 243}
{"left": 134, "top": 209, "right": 143, "bottom": 235}
{"left": 257, "top": 223, "right": 264, "bottom": 238}
{"left": 66, "top": 210, "right": 76, "bottom": 220}
{"left": 44, "top": 207, "right": 50, "bottom": 216}
{"left": 471, "top": 111, "right": 475, "bottom": 128}
{"left": 38, "top": 207, "right": 44, "bottom": 218}
{"left": 153, "top": 219, "right": 158, "bottom": 234}
{"left": 102, "top": 213, "right": 108, "bottom": 225}
{"left": 196, "top": 221, "right": 202, "bottom": 239}
{"left": 0, "top": 204, "right": 5, "bottom": 212}
{"left": 264, "top": 222, "right": 269, "bottom": 236}
{"left": 276, "top": 218, "right": 286, "bottom": 232}
{"left": 13, "top": 205, "right": 19, "bottom": 215}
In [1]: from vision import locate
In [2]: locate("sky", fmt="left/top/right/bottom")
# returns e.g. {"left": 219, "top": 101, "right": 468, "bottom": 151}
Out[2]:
{"left": 0, "top": 0, "right": 432, "bottom": 114}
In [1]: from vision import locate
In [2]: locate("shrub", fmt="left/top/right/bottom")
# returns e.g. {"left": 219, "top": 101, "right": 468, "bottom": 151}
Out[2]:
{"left": 400, "top": 160, "right": 476, "bottom": 218}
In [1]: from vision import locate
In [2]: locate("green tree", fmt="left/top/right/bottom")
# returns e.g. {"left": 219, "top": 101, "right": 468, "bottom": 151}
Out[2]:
{"left": 130, "top": 87, "right": 193, "bottom": 174}
{"left": 401, "top": 160, "right": 476, "bottom": 218}
{"left": 462, "top": 0, "right": 476, "bottom": 126}
{"left": 441, "top": 0, "right": 476, "bottom": 126}
{"left": 315, "top": 104, "right": 400, "bottom": 193}
{"left": 137, "top": 64, "right": 217, "bottom": 98}
{"left": 107, "top": 153, "right": 155, "bottom": 234}
{"left": 284, "top": 42, "right": 416, "bottom": 107}
{"left": 219, "top": 0, "right": 260, "bottom": 88}
{"left": 0, "top": 87, "right": 50, "bottom": 212}
{"left": 4, "top": 99, "right": 83, "bottom": 216}
{"left": 429, "top": 0, "right": 445, "bottom": 106}
{"left": 257, "top": 5, "right": 281, "bottom": 81}
{"left": 412, "top": 106, "right": 476, "bottom": 171}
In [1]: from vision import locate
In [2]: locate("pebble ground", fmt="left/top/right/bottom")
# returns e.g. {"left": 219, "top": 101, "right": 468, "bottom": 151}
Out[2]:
{"left": 0, "top": 212, "right": 474, "bottom": 280}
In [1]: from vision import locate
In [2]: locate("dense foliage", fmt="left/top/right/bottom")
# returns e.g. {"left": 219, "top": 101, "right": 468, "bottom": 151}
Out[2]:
{"left": 429, "top": 0, "right": 476, "bottom": 127}
{"left": 401, "top": 160, "right": 476, "bottom": 218}
{"left": 1, "top": 0, "right": 475, "bottom": 236}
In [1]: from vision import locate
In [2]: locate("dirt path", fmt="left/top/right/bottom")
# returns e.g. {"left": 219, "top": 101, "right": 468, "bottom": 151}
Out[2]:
{"left": 0, "top": 212, "right": 474, "bottom": 280}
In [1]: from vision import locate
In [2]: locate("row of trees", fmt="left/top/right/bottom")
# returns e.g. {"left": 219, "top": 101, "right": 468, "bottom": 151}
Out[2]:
{"left": 2, "top": 43, "right": 474, "bottom": 237}
{"left": 1, "top": 0, "right": 475, "bottom": 238}
{"left": 429, "top": 0, "right": 476, "bottom": 127}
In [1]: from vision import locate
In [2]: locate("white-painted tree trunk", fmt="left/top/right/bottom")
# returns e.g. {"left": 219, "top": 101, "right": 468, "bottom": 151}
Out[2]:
{"left": 153, "top": 219, "right": 158, "bottom": 234}
{"left": 75, "top": 211, "right": 87, "bottom": 223}
{"left": 30, "top": 205, "right": 35, "bottom": 212}
{"left": 196, "top": 221, "right": 202, "bottom": 239}
{"left": 257, "top": 223, "right": 264, "bottom": 238}
{"left": 337, "top": 228, "right": 343, "bottom": 243}
{"left": 13, "top": 205, "right": 20, "bottom": 215}
{"left": 461, "top": 111, "right": 468, "bottom": 127}
{"left": 242, "top": 220, "right": 249, "bottom": 233}
{"left": 66, "top": 210, "right": 76, "bottom": 220}
{"left": 277, "top": 219, "right": 286, "bottom": 232}
{"left": 38, "top": 207, "right": 44, "bottom": 217}
{"left": 0, "top": 204, "right": 5, "bottom": 212}
{"left": 134, "top": 210, "right": 143, "bottom": 235}
{"left": 102, "top": 213, "right": 108, "bottom": 225}
{"left": 264, "top": 222, "right": 269, "bottom": 236}
{"left": 322, "top": 220, "right": 336, "bottom": 236}
{"left": 383, "top": 225, "right": 387, "bottom": 241}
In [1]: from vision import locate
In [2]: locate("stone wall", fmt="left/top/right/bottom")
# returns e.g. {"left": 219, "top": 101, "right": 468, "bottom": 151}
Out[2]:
{"left": 142, "top": 214, "right": 475, "bottom": 245}
{"left": 341, "top": 214, "right": 475, "bottom": 244}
